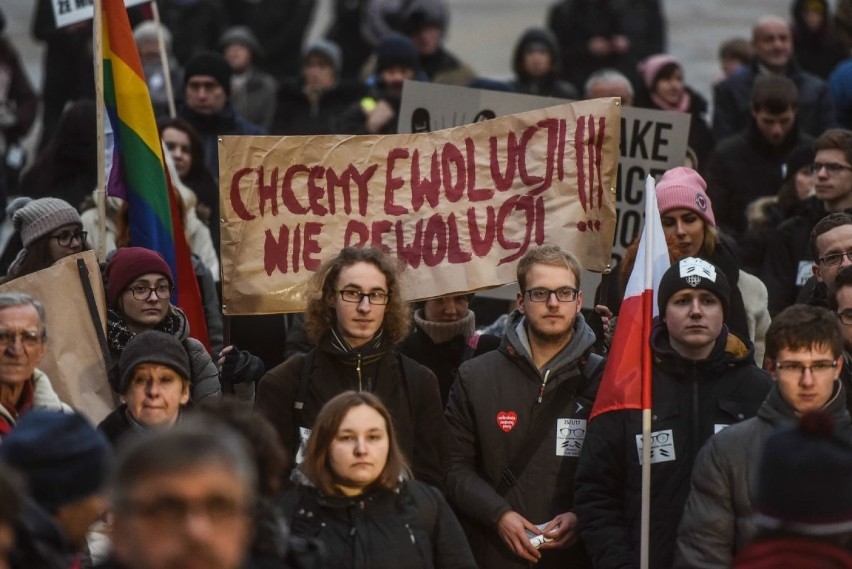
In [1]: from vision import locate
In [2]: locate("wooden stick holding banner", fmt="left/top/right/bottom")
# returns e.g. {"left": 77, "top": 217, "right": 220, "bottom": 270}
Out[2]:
{"left": 93, "top": 0, "right": 107, "bottom": 263}
{"left": 150, "top": 1, "right": 176, "bottom": 118}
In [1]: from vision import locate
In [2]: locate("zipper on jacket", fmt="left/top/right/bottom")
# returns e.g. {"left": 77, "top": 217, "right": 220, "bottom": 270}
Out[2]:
{"left": 356, "top": 353, "right": 363, "bottom": 391}
{"left": 538, "top": 369, "right": 552, "bottom": 403}
{"left": 405, "top": 523, "right": 416, "bottom": 544}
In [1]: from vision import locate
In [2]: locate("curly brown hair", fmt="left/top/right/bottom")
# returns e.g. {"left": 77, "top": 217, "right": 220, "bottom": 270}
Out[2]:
{"left": 304, "top": 247, "right": 411, "bottom": 344}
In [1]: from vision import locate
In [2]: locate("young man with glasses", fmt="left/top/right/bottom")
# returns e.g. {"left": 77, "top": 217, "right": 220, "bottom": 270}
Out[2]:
{"left": 256, "top": 246, "right": 445, "bottom": 489}
{"left": 675, "top": 304, "right": 850, "bottom": 568}
{"left": 575, "top": 257, "right": 771, "bottom": 569}
{"left": 0, "top": 292, "right": 68, "bottom": 437}
{"left": 762, "top": 130, "right": 852, "bottom": 315}
{"left": 798, "top": 211, "right": 852, "bottom": 310}
{"left": 445, "top": 245, "right": 603, "bottom": 568}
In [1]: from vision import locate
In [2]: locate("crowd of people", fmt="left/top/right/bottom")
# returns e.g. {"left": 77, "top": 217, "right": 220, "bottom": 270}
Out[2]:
{"left": 0, "top": 0, "right": 851, "bottom": 568}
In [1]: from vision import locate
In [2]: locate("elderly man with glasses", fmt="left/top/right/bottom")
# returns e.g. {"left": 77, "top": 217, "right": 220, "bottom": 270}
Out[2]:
{"left": 445, "top": 245, "right": 605, "bottom": 569}
{"left": 674, "top": 304, "right": 851, "bottom": 568}
{"left": 256, "top": 246, "right": 445, "bottom": 489}
{"left": 0, "top": 292, "right": 69, "bottom": 438}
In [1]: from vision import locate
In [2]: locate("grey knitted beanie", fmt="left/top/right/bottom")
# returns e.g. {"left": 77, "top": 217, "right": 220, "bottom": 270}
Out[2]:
{"left": 12, "top": 198, "right": 81, "bottom": 248}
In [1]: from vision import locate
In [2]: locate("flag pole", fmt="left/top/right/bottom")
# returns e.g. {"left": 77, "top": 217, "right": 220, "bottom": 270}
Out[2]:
{"left": 94, "top": 0, "right": 107, "bottom": 263}
{"left": 150, "top": 1, "right": 177, "bottom": 119}
{"left": 639, "top": 175, "right": 655, "bottom": 569}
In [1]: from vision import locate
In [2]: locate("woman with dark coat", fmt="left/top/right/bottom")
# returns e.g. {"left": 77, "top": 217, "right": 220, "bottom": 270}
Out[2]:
{"left": 635, "top": 54, "right": 715, "bottom": 175}
{"left": 279, "top": 391, "right": 476, "bottom": 569}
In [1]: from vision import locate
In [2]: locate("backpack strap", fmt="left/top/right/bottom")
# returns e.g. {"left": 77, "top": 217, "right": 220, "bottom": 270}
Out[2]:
{"left": 494, "top": 353, "right": 602, "bottom": 496}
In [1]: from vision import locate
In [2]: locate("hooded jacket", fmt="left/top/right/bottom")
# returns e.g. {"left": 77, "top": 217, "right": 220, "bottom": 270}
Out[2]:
{"left": 574, "top": 322, "right": 772, "bottom": 569}
{"left": 256, "top": 332, "right": 445, "bottom": 489}
{"left": 280, "top": 471, "right": 476, "bottom": 569}
{"left": 674, "top": 383, "right": 852, "bottom": 568}
{"left": 445, "top": 310, "right": 601, "bottom": 569}
{"left": 509, "top": 28, "right": 578, "bottom": 99}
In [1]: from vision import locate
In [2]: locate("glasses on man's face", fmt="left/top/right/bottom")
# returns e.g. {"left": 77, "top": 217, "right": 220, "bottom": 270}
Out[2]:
{"left": 50, "top": 230, "right": 87, "bottom": 247}
{"left": 526, "top": 287, "right": 580, "bottom": 303}
{"left": 811, "top": 161, "right": 852, "bottom": 175}
{"left": 0, "top": 330, "right": 43, "bottom": 349}
{"left": 120, "top": 495, "right": 249, "bottom": 529}
{"left": 336, "top": 289, "right": 390, "bottom": 305}
{"left": 818, "top": 251, "right": 852, "bottom": 266}
{"left": 775, "top": 360, "right": 837, "bottom": 379}
{"left": 127, "top": 284, "right": 173, "bottom": 301}
{"left": 838, "top": 310, "right": 852, "bottom": 326}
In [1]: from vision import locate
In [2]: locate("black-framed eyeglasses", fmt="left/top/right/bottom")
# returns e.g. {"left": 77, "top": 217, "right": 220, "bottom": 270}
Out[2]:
{"left": 127, "top": 284, "right": 173, "bottom": 301}
{"left": 818, "top": 251, "right": 852, "bottom": 266}
{"left": 838, "top": 310, "right": 852, "bottom": 326}
{"left": 775, "top": 360, "right": 837, "bottom": 378}
{"left": 811, "top": 161, "right": 852, "bottom": 175}
{"left": 49, "top": 230, "right": 87, "bottom": 247}
{"left": 336, "top": 289, "right": 390, "bottom": 305}
{"left": 0, "top": 330, "right": 44, "bottom": 349}
{"left": 526, "top": 287, "right": 580, "bottom": 303}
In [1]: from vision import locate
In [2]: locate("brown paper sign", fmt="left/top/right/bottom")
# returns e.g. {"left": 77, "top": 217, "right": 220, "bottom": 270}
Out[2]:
{"left": 0, "top": 251, "right": 114, "bottom": 423}
{"left": 219, "top": 98, "right": 621, "bottom": 314}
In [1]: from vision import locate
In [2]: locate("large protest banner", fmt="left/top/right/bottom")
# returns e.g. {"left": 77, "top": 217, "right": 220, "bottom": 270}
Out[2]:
{"left": 0, "top": 251, "right": 114, "bottom": 423}
{"left": 220, "top": 99, "right": 621, "bottom": 314}
{"left": 51, "top": 0, "right": 149, "bottom": 28}
{"left": 398, "top": 81, "right": 690, "bottom": 306}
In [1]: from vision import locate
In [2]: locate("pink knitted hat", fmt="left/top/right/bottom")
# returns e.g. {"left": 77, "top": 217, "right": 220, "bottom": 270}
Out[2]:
{"left": 655, "top": 167, "right": 716, "bottom": 227}
{"left": 638, "top": 54, "right": 681, "bottom": 90}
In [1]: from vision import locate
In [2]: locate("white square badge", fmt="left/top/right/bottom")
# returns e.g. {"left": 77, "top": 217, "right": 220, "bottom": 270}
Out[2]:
{"left": 635, "top": 429, "right": 676, "bottom": 465}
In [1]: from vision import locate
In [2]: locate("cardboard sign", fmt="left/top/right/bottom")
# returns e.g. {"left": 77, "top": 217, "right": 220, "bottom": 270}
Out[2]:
{"left": 219, "top": 99, "right": 621, "bottom": 314}
{"left": 398, "top": 81, "right": 690, "bottom": 306}
{"left": 51, "top": 0, "right": 149, "bottom": 28}
{"left": 0, "top": 251, "right": 114, "bottom": 423}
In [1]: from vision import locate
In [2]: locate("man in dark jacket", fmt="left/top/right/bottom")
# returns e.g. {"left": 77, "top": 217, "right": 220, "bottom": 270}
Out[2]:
{"left": 707, "top": 74, "right": 814, "bottom": 238}
{"left": 713, "top": 15, "right": 834, "bottom": 142}
{"left": 1, "top": 411, "right": 111, "bottom": 569}
{"left": 176, "top": 51, "right": 265, "bottom": 182}
{"left": 256, "top": 246, "right": 445, "bottom": 489}
{"left": 762, "top": 130, "right": 852, "bottom": 315}
{"left": 445, "top": 245, "right": 603, "bottom": 569}
{"left": 674, "top": 304, "right": 852, "bottom": 568}
{"left": 575, "top": 257, "right": 772, "bottom": 569}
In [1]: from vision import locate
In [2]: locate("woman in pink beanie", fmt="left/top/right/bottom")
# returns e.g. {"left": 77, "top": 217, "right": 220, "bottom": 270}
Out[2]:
{"left": 654, "top": 166, "right": 771, "bottom": 363}
{"left": 636, "top": 54, "right": 715, "bottom": 175}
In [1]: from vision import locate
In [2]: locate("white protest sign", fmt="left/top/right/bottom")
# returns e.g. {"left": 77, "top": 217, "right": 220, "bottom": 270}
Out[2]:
{"left": 51, "top": 0, "right": 149, "bottom": 29}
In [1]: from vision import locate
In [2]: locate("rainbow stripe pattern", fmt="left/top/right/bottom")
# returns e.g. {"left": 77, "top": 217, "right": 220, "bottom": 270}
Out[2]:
{"left": 102, "top": 0, "right": 210, "bottom": 348}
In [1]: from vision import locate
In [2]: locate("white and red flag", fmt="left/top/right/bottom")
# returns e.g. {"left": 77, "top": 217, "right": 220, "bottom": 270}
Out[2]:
{"left": 591, "top": 176, "right": 669, "bottom": 419}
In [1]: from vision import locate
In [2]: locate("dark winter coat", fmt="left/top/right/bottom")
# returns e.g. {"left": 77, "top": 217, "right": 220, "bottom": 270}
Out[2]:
{"left": 9, "top": 497, "right": 78, "bottom": 569}
{"left": 272, "top": 80, "right": 365, "bottom": 135}
{"left": 280, "top": 477, "right": 476, "bottom": 569}
{"left": 635, "top": 86, "right": 715, "bottom": 176}
{"left": 509, "top": 28, "right": 579, "bottom": 100}
{"left": 759, "top": 196, "right": 827, "bottom": 316}
{"left": 398, "top": 324, "right": 500, "bottom": 407}
{"left": 176, "top": 102, "right": 266, "bottom": 181}
{"left": 674, "top": 383, "right": 852, "bottom": 568}
{"left": 256, "top": 333, "right": 446, "bottom": 489}
{"left": 712, "top": 60, "right": 835, "bottom": 142}
{"left": 574, "top": 323, "right": 772, "bottom": 569}
{"left": 445, "top": 311, "right": 602, "bottom": 569}
{"left": 706, "top": 121, "right": 814, "bottom": 237}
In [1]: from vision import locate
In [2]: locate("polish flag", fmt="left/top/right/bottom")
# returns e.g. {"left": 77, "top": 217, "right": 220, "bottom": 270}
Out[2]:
{"left": 591, "top": 177, "right": 670, "bottom": 419}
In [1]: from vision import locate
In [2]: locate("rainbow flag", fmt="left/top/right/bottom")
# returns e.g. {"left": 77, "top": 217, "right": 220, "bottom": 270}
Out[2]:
{"left": 102, "top": 0, "right": 210, "bottom": 349}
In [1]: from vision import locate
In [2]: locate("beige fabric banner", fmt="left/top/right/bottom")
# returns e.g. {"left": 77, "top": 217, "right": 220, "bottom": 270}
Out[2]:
{"left": 0, "top": 251, "right": 114, "bottom": 423}
{"left": 220, "top": 98, "right": 621, "bottom": 314}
